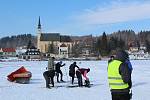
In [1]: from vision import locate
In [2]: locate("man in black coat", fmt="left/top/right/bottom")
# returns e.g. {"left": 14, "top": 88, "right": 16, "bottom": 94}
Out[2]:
{"left": 55, "top": 61, "right": 65, "bottom": 82}
{"left": 108, "top": 50, "right": 132, "bottom": 100}
{"left": 69, "top": 62, "right": 79, "bottom": 84}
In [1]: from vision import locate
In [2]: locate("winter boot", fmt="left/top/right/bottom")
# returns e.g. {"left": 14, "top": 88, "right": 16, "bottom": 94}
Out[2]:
{"left": 60, "top": 79, "right": 64, "bottom": 82}
{"left": 46, "top": 85, "right": 50, "bottom": 89}
{"left": 84, "top": 80, "right": 90, "bottom": 87}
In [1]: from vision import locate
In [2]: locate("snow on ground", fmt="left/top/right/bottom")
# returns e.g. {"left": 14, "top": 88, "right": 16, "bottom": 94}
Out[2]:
{"left": 0, "top": 60, "right": 150, "bottom": 100}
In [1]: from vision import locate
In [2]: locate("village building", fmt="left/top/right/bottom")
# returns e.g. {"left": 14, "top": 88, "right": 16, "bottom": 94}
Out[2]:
{"left": 59, "top": 43, "right": 68, "bottom": 58}
{"left": 71, "top": 35, "right": 96, "bottom": 57}
{"left": 22, "top": 46, "right": 41, "bottom": 60}
{"left": 37, "top": 17, "right": 72, "bottom": 58}
{"left": 0, "top": 48, "right": 16, "bottom": 57}
{"left": 128, "top": 42, "right": 149, "bottom": 59}
{"left": 16, "top": 46, "right": 27, "bottom": 56}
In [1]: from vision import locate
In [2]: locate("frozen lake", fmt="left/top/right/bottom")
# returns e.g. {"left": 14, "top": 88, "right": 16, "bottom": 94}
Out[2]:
{"left": 0, "top": 60, "right": 150, "bottom": 100}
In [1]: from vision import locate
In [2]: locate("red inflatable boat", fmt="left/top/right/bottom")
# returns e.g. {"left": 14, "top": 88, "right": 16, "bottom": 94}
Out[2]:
{"left": 7, "top": 66, "right": 32, "bottom": 84}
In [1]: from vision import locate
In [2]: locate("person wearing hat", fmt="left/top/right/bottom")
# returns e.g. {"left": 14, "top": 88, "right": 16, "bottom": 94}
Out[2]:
{"left": 76, "top": 68, "right": 90, "bottom": 87}
{"left": 55, "top": 61, "right": 65, "bottom": 82}
{"left": 108, "top": 50, "right": 132, "bottom": 100}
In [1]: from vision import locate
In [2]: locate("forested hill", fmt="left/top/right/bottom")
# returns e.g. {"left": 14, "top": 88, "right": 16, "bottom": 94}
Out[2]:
{"left": 110, "top": 30, "right": 150, "bottom": 45}
{"left": 0, "top": 30, "right": 150, "bottom": 50}
{"left": 0, "top": 34, "right": 37, "bottom": 48}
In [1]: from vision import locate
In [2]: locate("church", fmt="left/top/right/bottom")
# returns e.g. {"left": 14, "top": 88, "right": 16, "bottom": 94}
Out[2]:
{"left": 37, "top": 17, "right": 72, "bottom": 58}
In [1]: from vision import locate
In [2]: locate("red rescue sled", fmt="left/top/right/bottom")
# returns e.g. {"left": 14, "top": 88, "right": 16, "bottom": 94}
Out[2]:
{"left": 7, "top": 66, "right": 32, "bottom": 84}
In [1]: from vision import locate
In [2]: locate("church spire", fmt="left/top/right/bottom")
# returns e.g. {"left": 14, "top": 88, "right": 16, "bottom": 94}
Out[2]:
{"left": 38, "top": 16, "right": 41, "bottom": 29}
{"left": 37, "top": 16, "right": 42, "bottom": 51}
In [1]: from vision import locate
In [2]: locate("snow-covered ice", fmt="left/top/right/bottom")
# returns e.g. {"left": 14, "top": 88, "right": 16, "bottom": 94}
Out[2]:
{"left": 0, "top": 60, "right": 150, "bottom": 100}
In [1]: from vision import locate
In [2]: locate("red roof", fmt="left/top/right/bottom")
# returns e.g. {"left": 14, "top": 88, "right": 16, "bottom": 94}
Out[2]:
{"left": 2, "top": 48, "right": 16, "bottom": 52}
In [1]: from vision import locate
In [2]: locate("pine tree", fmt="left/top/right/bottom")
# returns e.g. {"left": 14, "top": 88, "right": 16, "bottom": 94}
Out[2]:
{"left": 27, "top": 40, "right": 32, "bottom": 49}
{"left": 145, "top": 40, "right": 150, "bottom": 52}
{"left": 100, "top": 32, "right": 108, "bottom": 56}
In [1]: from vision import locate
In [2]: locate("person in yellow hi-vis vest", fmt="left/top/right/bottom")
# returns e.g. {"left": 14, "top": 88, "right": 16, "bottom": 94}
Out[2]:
{"left": 108, "top": 50, "right": 132, "bottom": 100}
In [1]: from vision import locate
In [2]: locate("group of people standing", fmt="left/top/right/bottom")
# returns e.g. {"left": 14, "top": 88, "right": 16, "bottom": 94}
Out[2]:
{"left": 43, "top": 57, "right": 90, "bottom": 89}
{"left": 43, "top": 49, "right": 132, "bottom": 100}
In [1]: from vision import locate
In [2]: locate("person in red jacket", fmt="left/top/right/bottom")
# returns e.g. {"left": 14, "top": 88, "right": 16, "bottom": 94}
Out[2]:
{"left": 76, "top": 68, "right": 90, "bottom": 87}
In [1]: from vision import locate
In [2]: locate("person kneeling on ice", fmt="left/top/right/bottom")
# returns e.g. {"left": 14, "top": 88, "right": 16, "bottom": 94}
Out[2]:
{"left": 76, "top": 68, "right": 90, "bottom": 87}
{"left": 43, "top": 57, "right": 55, "bottom": 88}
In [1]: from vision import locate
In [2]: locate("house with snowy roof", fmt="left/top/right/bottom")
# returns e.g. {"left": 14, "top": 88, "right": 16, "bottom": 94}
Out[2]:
{"left": 59, "top": 43, "right": 68, "bottom": 58}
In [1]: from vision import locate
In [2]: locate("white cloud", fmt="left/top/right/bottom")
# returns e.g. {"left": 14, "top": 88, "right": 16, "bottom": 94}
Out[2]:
{"left": 50, "top": 1, "right": 150, "bottom": 35}
{"left": 74, "top": 1, "right": 150, "bottom": 25}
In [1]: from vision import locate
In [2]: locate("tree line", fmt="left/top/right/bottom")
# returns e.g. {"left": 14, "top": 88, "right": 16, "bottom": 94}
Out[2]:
{"left": 96, "top": 30, "right": 150, "bottom": 56}
{"left": 0, "top": 34, "right": 36, "bottom": 48}
{"left": 0, "top": 30, "right": 150, "bottom": 57}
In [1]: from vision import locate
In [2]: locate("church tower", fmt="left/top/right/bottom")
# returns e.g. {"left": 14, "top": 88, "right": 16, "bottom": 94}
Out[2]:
{"left": 38, "top": 16, "right": 42, "bottom": 33}
{"left": 37, "top": 16, "right": 42, "bottom": 50}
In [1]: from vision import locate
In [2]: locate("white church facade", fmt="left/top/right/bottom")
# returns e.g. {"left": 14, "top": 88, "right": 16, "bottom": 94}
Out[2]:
{"left": 37, "top": 17, "right": 72, "bottom": 58}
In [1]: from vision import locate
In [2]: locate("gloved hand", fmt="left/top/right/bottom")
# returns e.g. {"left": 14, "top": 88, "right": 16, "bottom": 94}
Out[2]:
{"left": 129, "top": 89, "right": 132, "bottom": 99}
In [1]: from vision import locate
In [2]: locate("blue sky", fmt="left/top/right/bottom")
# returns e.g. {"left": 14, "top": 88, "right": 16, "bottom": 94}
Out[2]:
{"left": 0, "top": 0, "right": 150, "bottom": 38}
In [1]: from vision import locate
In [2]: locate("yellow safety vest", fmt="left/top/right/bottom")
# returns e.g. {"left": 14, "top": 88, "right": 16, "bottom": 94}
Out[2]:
{"left": 108, "top": 60, "right": 129, "bottom": 89}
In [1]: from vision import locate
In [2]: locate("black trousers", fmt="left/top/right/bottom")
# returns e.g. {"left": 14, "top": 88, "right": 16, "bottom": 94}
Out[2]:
{"left": 69, "top": 72, "right": 75, "bottom": 84}
{"left": 56, "top": 70, "right": 63, "bottom": 82}
{"left": 76, "top": 71, "right": 83, "bottom": 87}
{"left": 111, "top": 92, "right": 130, "bottom": 100}
{"left": 43, "top": 70, "right": 55, "bottom": 88}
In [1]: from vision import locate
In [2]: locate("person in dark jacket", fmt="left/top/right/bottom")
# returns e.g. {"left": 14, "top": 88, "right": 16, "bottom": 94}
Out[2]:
{"left": 43, "top": 70, "right": 55, "bottom": 88}
{"left": 108, "top": 50, "right": 132, "bottom": 100}
{"left": 55, "top": 61, "right": 65, "bottom": 82}
{"left": 43, "top": 57, "right": 55, "bottom": 88}
{"left": 69, "top": 62, "right": 79, "bottom": 84}
{"left": 125, "top": 59, "right": 133, "bottom": 74}
{"left": 76, "top": 68, "right": 90, "bottom": 87}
